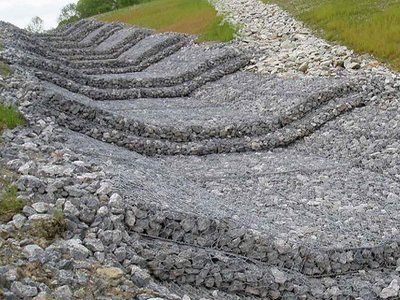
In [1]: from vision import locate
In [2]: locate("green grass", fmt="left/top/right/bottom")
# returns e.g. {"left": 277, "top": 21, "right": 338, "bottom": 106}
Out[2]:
{"left": 0, "top": 104, "right": 24, "bottom": 131}
{"left": 0, "top": 52, "right": 25, "bottom": 224}
{"left": 263, "top": 0, "right": 400, "bottom": 71}
{"left": 0, "top": 183, "right": 25, "bottom": 223}
{"left": 0, "top": 103, "right": 24, "bottom": 223}
{"left": 97, "top": 0, "right": 238, "bottom": 42}
{"left": 0, "top": 61, "right": 12, "bottom": 78}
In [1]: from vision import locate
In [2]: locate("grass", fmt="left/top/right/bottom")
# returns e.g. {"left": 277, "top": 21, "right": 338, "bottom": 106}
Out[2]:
{"left": 0, "top": 104, "right": 24, "bottom": 131}
{"left": 0, "top": 61, "right": 12, "bottom": 78}
{"left": 0, "top": 92, "right": 25, "bottom": 222}
{"left": 0, "top": 40, "right": 12, "bottom": 78}
{"left": 262, "top": 0, "right": 400, "bottom": 71}
{"left": 31, "top": 208, "right": 65, "bottom": 242}
{"left": 97, "top": 0, "right": 238, "bottom": 42}
{"left": 0, "top": 181, "right": 24, "bottom": 223}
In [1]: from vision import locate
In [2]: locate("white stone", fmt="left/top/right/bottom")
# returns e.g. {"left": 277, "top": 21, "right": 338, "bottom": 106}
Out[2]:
{"left": 380, "top": 279, "right": 400, "bottom": 299}
{"left": 63, "top": 201, "right": 79, "bottom": 216}
{"left": 32, "top": 202, "right": 50, "bottom": 213}
{"left": 270, "top": 267, "right": 287, "bottom": 284}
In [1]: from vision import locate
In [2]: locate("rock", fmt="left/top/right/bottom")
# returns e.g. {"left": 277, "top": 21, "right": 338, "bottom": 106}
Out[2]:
{"left": 83, "top": 238, "right": 104, "bottom": 252}
{"left": 11, "top": 281, "right": 38, "bottom": 297}
{"left": 22, "top": 205, "right": 37, "bottom": 217}
{"left": 114, "top": 246, "right": 126, "bottom": 262}
{"left": 387, "top": 193, "right": 400, "bottom": 203}
{"left": 64, "top": 239, "right": 90, "bottom": 260}
{"left": 57, "top": 270, "right": 76, "bottom": 285}
{"left": 96, "top": 267, "right": 124, "bottom": 279}
{"left": 34, "top": 292, "right": 53, "bottom": 300}
{"left": 17, "top": 175, "right": 42, "bottom": 190}
{"left": 270, "top": 267, "right": 287, "bottom": 284}
{"left": 39, "top": 165, "right": 74, "bottom": 177}
{"left": 96, "top": 206, "right": 109, "bottom": 217}
{"left": 125, "top": 210, "right": 136, "bottom": 228}
{"left": 18, "top": 161, "right": 36, "bottom": 175}
{"left": 109, "top": 193, "right": 124, "bottom": 213}
{"left": 380, "top": 279, "right": 400, "bottom": 299}
{"left": 64, "top": 185, "right": 84, "bottom": 197}
{"left": 24, "top": 244, "right": 44, "bottom": 260}
{"left": 299, "top": 62, "right": 308, "bottom": 73}
{"left": 131, "top": 265, "right": 151, "bottom": 287}
{"left": 63, "top": 201, "right": 79, "bottom": 217}
{"left": 54, "top": 285, "right": 73, "bottom": 300}
{"left": 96, "top": 181, "right": 112, "bottom": 195}
{"left": 32, "top": 202, "right": 50, "bottom": 213}
{"left": 10, "top": 214, "right": 26, "bottom": 229}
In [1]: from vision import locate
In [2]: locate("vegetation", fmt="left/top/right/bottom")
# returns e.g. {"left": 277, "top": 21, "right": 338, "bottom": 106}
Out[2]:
{"left": 58, "top": 0, "right": 153, "bottom": 26}
{"left": 0, "top": 104, "right": 24, "bottom": 222}
{"left": 97, "top": 0, "right": 238, "bottom": 41}
{"left": 31, "top": 208, "right": 65, "bottom": 242}
{"left": 0, "top": 61, "right": 12, "bottom": 78}
{"left": 0, "top": 181, "right": 24, "bottom": 223}
{"left": 0, "top": 104, "right": 24, "bottom": 131}
{"left": 58, "top": 3, "right": 80, "bottom": 27}
{"left": 26, "top": 16, "right": 44, "bottom": 33}
{"left": 263, "top": 0, "right": 400, "bottom": 70}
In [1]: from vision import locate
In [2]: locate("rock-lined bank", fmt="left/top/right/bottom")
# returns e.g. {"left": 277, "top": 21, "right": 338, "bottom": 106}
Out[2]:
{"left": 210, "top": 0, "right": 400, "bottom": 83}
{"left": 1, "top": 10, "right": 400, "bottom": 300}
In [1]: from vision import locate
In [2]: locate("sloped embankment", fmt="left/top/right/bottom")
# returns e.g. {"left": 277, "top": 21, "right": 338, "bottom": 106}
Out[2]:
{"left": 1, "top": 17, "right": 400, "bottom": 299}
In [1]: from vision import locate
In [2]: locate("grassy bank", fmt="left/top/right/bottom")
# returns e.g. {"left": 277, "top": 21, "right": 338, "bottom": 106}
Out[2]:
{"left": 0, "top": 105, "right": 24, "bottom": 222}
{"left": 0, "top": 52, "right": 25, "bottom": 221}
{"left": 263, "top": 0, "right": 400, "bottom": 71}
{"left": 97, "top": 0, "right": 238, "bottom": 42}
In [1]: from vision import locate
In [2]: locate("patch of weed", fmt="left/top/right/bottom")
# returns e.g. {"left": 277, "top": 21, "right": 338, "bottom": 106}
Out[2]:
{"left": 0, "top": 61, "right": 12, "bottom": 77}
{"left": 0, "top": 183, "right": 25, "bottom": 223}
{"left": 0, "top": 104, "right": 24, "bottom": 131}
{"left": 31, "top": 208, "right": 65, "bottom": 242}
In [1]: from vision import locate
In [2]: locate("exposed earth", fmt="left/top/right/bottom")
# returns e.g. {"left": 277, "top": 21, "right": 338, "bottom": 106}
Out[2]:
{"left": 0, "top": 0, "right": 400, "bottom": 299}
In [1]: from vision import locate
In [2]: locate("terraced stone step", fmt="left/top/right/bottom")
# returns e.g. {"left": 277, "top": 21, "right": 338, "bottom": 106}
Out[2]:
{"left": 60, "top": 128, "right": 400, "bottom": 281}
{"left": 17, "top": 33, "right": 191, "bottom": 75}
{"left": 37, "top": 71, "right": 363, "bottom": 143}
{"left": 37, "top": 19, "right": 91, "bottom": 38}
{"left": 43, "top": 19, "right": 104, "bottom": 43}
{"left": 51, "top": 23, "right": 124, "bottom": 51}
{"left": 8, "top": 26, "right": 154, "bottom": 61}
{"left": 34, "top": 55, "right": 249, "bottom": 100}
{"left": 32, "top": 47, "right": 244, "bottom": 88}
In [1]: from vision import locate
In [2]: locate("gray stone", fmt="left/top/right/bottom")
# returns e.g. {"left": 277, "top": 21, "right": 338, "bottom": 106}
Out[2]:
{"left": 11, "top": 281, "right": 38, "bottom": 297}
{"left": 57, "top": 270, "right": 76, "bottom": 285}
{"left": 32, "top": 202, "right": 50, "bottom": 213}
{"left": 109, "top": 193, "right": 124, "bottom": 213}
{"left": 63, "top": 201, "right": 80, "bottom": 217}
{"left": 83, "top": 238, "right": 104, "bottom": 252}
{"left": 54, "top": 285, "right": 73, "bottom": 300}
{"left": 24, "top": 244, "right": 44, "bottom": 260}
{"left": 270, "top": 267, "right": 287, "bottom": 284}
{"left": 64, "top": 239, "right": 90, "bottom": 260}
{"left": 10, "top": 214, "right": 27, "bottom": 229}
{"left": 380, "top": 279, "right": 400, "bottom": 299}
{"left": 125, "top": 210, "right": 136, "bottom": 228}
